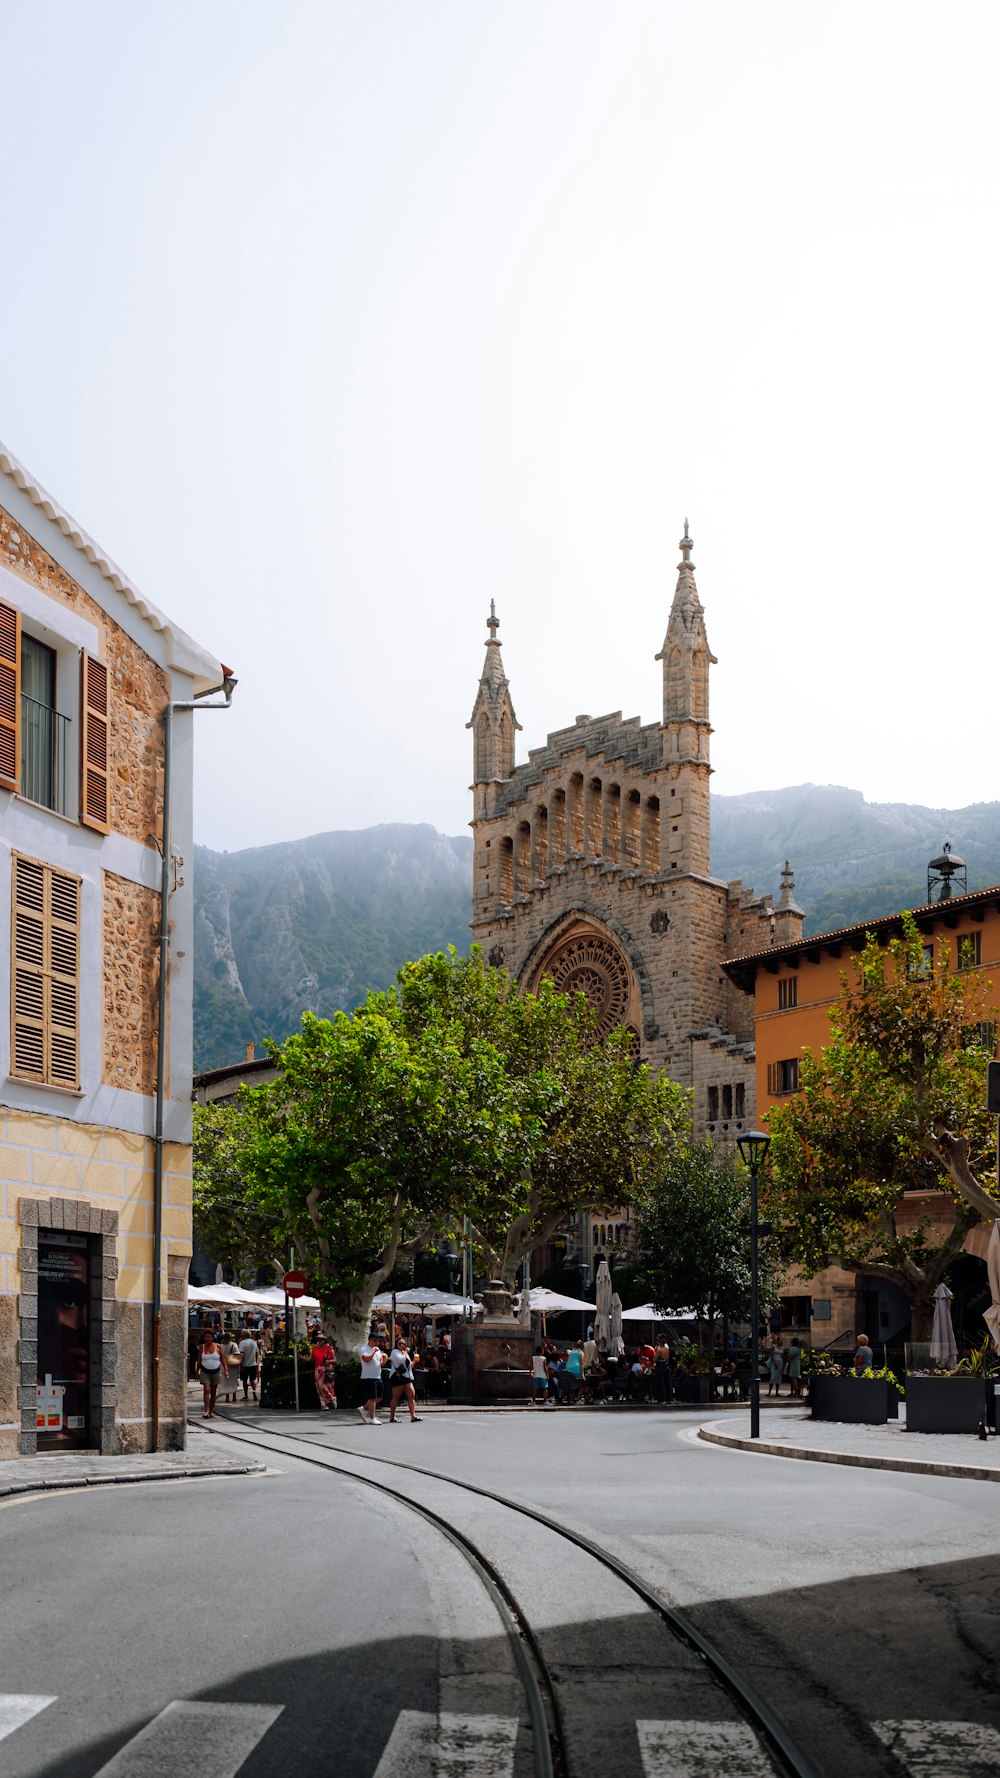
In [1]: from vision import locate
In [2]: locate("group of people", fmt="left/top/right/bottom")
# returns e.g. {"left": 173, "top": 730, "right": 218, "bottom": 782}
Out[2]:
{"left": 529, "top": 1335, "right": 679, "bottom": 1405}
{"left": 764, "top": 1335, "right": 804, "bottom": 1398}
{"left": 357, "top": 1333, "right": 423, "bottom": 1424}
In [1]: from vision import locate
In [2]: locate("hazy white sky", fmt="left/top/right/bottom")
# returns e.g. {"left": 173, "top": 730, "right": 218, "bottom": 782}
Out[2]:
{"left": 2, "top": 3, "right": 998, "bottom": 851}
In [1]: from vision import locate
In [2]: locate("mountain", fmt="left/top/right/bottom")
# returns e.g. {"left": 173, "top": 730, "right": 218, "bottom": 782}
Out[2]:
{"left": 193, "top": 789, "right": 1000, "bottom": 1071}
{"left": 710, "top": 784, "right": 1000, "bottom": 936}
{"left": 193, "top": 825, "right": 473, "bottom": 1070}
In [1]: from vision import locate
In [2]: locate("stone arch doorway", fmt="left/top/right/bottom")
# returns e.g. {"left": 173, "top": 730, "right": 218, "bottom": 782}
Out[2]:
{"left": 526, "top": 918, "right": 642, "bottom": 1044}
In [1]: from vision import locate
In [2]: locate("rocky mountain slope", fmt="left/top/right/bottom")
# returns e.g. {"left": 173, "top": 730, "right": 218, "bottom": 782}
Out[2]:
{"left": 193, "top": 788, "right": 1000, "bottom": 1070}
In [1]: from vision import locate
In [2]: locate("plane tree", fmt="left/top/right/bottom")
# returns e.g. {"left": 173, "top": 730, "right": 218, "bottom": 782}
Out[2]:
{"left": 765, "top": 914, "right": 1000, "bottom": 1341}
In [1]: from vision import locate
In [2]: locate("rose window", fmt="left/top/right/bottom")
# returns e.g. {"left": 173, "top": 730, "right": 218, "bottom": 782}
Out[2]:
{"left": 542, "top": 934, "right": 632, "bottom": 1036}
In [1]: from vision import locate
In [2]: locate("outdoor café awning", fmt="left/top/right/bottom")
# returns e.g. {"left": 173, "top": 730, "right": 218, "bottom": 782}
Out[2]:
{"left": 619, "top": 1302, "right": 696, "bottom": 1322}
{"left": 371, "top": 1288, "right": 482, "bottom": 1318}
{"left": 188, "top": 1283, "right": 321, "bottom": 1311}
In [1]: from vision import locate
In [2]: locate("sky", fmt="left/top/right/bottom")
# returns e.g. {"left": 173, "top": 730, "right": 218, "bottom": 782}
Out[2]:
{"left": 1, "top": 2, "right": 998, "bottom": 852}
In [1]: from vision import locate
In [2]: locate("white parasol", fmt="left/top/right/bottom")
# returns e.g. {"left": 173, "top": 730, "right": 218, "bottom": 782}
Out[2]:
{"left": 516, "top": 1287, "right": 532, "bottom": 1327}
{"left": 609, "top": 1291, "right": 624, "bottom": 1357}
{"left": 594, "top": 1260, "right": 613, "bottom": 1352}
{"left": 620, "top": 1302, "right": 696, "bottom": 1322}
{"left": 930, "top": 1281, "right": 959, "bottom": 1369}
{"left": 984, "top": 1222, "right": 1000, "bottom": 1351}
{"left": 370, "top": 1289, "right": 482, "bottom": 1318}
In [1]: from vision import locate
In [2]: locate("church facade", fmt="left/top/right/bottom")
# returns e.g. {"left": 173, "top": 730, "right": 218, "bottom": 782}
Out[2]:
{"left": 468, "top": 526, "right": 805, "bottom": 1176}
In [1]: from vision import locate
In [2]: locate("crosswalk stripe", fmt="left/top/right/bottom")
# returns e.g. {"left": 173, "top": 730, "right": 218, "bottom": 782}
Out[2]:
{"left": 873, "top": 1720, "right": 1000, "bottom": 1773}
{"left": 638, "top": 1719, "right": 773, "bottom": 1778}
{"left": 373, "top": 1710, "right": 519, "bottom": 1777}
{"left": 91, "top": 1701, "right": 283, "bottom": 1777}
{"left": 0, "top": 1695, "right": 56, "bottom": 1744}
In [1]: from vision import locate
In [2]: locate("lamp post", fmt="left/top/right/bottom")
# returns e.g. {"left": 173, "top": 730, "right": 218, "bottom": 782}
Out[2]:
{"left": 737, "top": 1130, "right": 770, "bottom": 1440}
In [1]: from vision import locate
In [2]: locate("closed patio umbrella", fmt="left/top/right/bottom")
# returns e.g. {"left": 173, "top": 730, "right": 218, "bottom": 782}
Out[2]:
{"left": 930, "top": 1281, "right": 958, "bottom": 1369}
{"left": 594, "top": 1260, "right": 613, "bottom": 1353}
{"left": 984, "top": 1222, "right": 1000, "bottom": 1351}
{"left": 610, "top": 1291, "right": 624, "bottom": 1358}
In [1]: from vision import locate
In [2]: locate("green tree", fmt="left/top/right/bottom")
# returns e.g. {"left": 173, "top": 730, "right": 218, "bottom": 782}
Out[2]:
{"left": 193, "top": 946, "right": 688, "bottom": 1348}
{"left": 633, "top": 1140, "right": 783, "bottom": 1339}
{"left": 766, "top": 914, "right": 1000, "bottom": 1340}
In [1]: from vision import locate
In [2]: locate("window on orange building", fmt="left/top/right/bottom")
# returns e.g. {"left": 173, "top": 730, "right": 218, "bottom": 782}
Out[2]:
{"left": 956, "top": 931, "right": 982, "bottom": 970}
{"left": 767, "top": 1058, "right": 799, "bottom": 1095}
{"left": 777, "top": 975, "right": 798, "bottom": 1010}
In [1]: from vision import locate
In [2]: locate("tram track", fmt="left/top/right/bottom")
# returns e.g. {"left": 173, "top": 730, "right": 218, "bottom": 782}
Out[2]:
{"left": 197, "top": 1412, "right": 821, "bottom": 1778}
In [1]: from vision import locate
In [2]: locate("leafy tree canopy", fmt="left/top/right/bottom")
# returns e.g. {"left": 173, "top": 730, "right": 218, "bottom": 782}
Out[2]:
{"left": 765, "top": 914, "right": 1000, "bottom": 1338}
{"left": 194, "top": 946, "right": 689, "bottom": 1346}
{"left": 633, "top": 1139, "right": 783, "bottom": 1335}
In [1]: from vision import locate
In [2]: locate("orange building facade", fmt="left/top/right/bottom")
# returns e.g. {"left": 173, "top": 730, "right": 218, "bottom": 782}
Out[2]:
{"left": 724, "top": 886, "right": 1000, "bottom": 1348}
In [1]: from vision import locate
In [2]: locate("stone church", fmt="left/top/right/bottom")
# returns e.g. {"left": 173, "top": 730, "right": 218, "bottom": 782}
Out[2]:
{"left": 468, "top": 524, "right": 805, "bottom": 1198}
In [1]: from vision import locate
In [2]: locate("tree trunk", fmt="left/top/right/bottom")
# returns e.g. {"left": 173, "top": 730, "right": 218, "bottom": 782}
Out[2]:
{"left": 324, "top": 1290, "right": 376, "bottom": 1357}
{"left": 910, "top": 1298, "right": 935, "bottom": 1343}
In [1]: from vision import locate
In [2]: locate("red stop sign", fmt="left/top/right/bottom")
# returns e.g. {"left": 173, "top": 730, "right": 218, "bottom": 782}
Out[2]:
{"left": 283, "top": 1270, "right": 307, "bottom": 1299}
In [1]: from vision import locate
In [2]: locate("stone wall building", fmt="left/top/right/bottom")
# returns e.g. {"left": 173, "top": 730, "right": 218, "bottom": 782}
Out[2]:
{"left": 0, "top": 439, "right": 231, "bottom": 1456}
{"left": 469, "top": 525, "right": 803, "bottom": 1279}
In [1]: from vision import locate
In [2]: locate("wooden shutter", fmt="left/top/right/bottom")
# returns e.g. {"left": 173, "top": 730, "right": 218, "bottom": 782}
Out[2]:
{"left": 11, "top": 855, "right": 80, "bottom": 1088}
{"left": 767, "top": 1061, "right": 780, "bottom": 1096}
{"left": 0, "top": 599, "right": 20, "bottom": 791}
{"left": 80, "top": 651, "right": 110, "bottom": 833}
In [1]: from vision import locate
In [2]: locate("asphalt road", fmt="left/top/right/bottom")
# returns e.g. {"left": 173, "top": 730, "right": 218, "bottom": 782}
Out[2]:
{"left": 3, "top": 1407, "right": 1000, "bottom": 1777}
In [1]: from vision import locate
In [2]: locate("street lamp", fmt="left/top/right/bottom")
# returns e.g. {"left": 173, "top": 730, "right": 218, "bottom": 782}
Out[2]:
{"left": 737, "top": 1130, "right": 771, "bottom": 1440}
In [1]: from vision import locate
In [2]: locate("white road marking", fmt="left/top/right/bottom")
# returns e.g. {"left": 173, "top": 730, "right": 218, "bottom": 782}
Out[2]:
{"left": 373, "top": 1709, "right": 519, "bottom": 1776}
{"left": 638, "top": 1718, "right": 773, "bottom": 1777}
{"left": 873, "top": 1720, "right": 1000, "bottom": 1773}
{"left": 92, "top": 1701, "right": 283, "bottom": 1776}
{"left": 0, "top": 1695, "right": 56, "bottom": 1743}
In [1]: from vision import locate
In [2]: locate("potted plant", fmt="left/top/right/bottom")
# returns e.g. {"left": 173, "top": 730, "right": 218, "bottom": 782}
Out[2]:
{"left": 906, "top": 1340, "right": 996, "bottom": 1433}
{"left": 674, "top": 1343, "right": 713, "bottom": 1404}
{"left": 809, "top": 1352, "right": 890, "bottom": 1424}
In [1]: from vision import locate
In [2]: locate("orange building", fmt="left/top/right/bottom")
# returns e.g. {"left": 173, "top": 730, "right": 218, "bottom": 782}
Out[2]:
{"left": 723, "top": 878, "right": 1000, "bottom": 1349}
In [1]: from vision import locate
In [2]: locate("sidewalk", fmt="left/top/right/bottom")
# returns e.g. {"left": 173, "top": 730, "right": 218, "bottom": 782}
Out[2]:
{"left": 0, "top": 1425, "right": 264, "bottom": 1499}
{"left": 699, "top": 1406, "right": 1000, "bottom": 1482}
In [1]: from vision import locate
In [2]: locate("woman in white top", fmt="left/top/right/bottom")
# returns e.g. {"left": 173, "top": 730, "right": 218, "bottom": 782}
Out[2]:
{"left": 196, "top": 1333, "right": 226, "bottom": 1418}
{"left": 388, "top": 1342, "right": 422, "bottom": 1423}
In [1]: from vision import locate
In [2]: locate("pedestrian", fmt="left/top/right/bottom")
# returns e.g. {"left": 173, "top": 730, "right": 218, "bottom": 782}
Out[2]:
{"left": 197, "top": 1331, "right": 225, "bottom": 1418}
{"left": 357, "top": 1336, "right": 385, "bottom": 1425}
{"left": 653, "top": 1336, "right": 672, "bottom": 1403}
{"left": 854, "top": 1334, "right": 874, "bottom": 1373}
{"left": 311, "top": 1332, "right": 337, "bottom": 1411}
{"left": 220, "top": 1333, "right": 242, "bottom": 1403}
{"left": 787, "top": 1336, "right": 803, "bottom": 1398}
{"left": 767, "top": 1335, "right": 785, "bottom": 1397}
{"left": 530, "top": 1345, "right": 549, "bottom": 1404}
{"left": 387, "top": 1340, "right": 422, "bottom": 1423}
{"left": 238, "top": 1329, "right": 260, "bottom": 1401}
{"left": 582, "top": 1331, "right": 598, "bottom": 1373}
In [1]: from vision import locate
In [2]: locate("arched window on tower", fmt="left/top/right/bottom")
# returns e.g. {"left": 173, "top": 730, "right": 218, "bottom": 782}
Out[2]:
{"left": 475, "top": 713, "right": 490, "bottom": 781}
{"left": 551, "top": 787, "right": 566, "bottom": 864}
{"left": 642, "top": 796, "right": 661, "bottom": 874}
{"left": 515, "top": 821, "right": 531, "bottom": 893}
{"left": 586, "top": 778, "right": 602, "bottom": 856}
{"left": 533, "top": 806, "right": 548, "bottom": 878}
{"left": 568, "top": 774, "right": 584, "bottom": 852}
{"left": 623, "top": 789, "right": 641, "bottom": 867}
{"left": 691, "top": 649, "right": 707, "bottom": 722}
{"left": 499, "top": 835, "right": 514, "bottom": 905}
{"left": 604, "top": 784, "right": 621, "bottom": 860}
{"left": 497, "top": 712, "right": 511, "bottom": 777}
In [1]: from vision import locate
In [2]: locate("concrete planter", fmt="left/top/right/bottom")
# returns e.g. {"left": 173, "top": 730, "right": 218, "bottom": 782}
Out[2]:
{"left": 810, "top": 1376, "right": 889, "bottom": 1424}
{"left": 905, "top": 1375, "right": 988, "bottom": 1433}
{"left": 676, "top": 1374, "right": 711, "bottom": 1404}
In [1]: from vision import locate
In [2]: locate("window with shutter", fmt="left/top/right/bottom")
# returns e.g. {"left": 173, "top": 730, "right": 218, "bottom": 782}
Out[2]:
{"left": 80, "top": 651, "right": 110, "bottom": 833}
{"left": 767, "top": 1061, "right": 780, "bottom": 1095}
{"left": 0, "top": 598, "right": 20, "bottom": 791}
{"left": 11, "top": 854, "right": 81, "bottom": 1088}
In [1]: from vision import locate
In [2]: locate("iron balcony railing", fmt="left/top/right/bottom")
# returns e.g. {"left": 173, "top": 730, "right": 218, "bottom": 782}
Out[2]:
{"left": 21, "top": 694, "right": 70, "bottom": 815}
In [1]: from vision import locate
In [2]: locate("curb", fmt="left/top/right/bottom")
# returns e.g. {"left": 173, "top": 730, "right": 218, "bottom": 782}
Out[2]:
{"left": 0, "top": 1459, "right": 265, "bottom": 1500}
{"left": 697, "top": 1420, "right": 1000, "bottom": 1484}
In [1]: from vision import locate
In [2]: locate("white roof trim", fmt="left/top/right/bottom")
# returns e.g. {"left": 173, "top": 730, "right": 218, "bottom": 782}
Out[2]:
{"left": 0, "top": 437, "right": 227, "bottom": 693}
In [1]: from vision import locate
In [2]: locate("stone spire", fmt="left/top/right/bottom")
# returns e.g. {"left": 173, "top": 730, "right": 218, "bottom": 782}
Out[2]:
{"left": 468, "top": 602, "right": 520, "bottom": 786}
{"left": 656, "top": 520, "right": 717, "bottom": 727}
{"left": 772, "top": 859, "right": 806, "bottom": 945}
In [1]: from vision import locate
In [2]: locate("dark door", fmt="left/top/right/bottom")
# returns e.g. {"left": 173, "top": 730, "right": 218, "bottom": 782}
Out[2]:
{"left": 37, "top": 1231, "right": 91, "bottom": 1450}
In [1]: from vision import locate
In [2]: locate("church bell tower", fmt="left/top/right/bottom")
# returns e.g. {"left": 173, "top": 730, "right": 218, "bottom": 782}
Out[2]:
{"left": 655, "top": 521, "right": 716, "bottom": 878}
